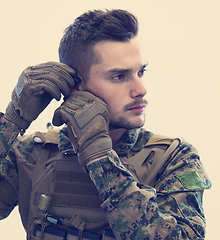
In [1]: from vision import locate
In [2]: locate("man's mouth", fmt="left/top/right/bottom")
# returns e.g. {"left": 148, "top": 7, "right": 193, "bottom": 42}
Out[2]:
{"left": 127, "top": 104, "right": 146, "bottom": 113}
{"left": 125, "top": 100, "right": 148, "bottom": 113}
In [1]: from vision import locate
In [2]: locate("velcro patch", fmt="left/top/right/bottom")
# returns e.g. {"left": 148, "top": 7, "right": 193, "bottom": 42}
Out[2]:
{"left": 176, "top": 170, "right": 206, "bottom": 190}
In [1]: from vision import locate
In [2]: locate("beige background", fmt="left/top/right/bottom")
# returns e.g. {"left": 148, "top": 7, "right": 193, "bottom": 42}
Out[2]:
{"left": 0, "top": 0, "right": 219, "bottom": 239}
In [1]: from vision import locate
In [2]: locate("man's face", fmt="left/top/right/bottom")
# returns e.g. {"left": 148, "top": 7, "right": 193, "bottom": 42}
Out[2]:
{"left": 81, "top": 37, "right": 148, "bottom": 130}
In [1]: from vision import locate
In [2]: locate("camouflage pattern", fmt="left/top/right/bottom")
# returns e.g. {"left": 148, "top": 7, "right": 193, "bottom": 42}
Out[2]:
{"left": 0, "top": 115, "right": 211, "bottom": 239}
{"left": 88, "top": 130, "right": 211, "bottom": 239}
{"left": 0, "top": 115, "right": 19, "bottom": 179}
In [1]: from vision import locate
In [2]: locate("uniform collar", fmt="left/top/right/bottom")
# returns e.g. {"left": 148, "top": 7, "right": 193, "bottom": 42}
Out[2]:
{"left": 58, "top": 127, "right": 73, "bottom": 154}
{"left": 113, "top": 128, "right": 153, "bottom": 156}
{"left": 57, "top": 127, "right": 152, "bottom": 155}
{"left": 112, "top": 129, "right": 140, "bottom": 155}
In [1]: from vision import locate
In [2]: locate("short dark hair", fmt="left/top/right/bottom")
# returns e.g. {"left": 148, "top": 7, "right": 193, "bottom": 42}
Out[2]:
{"left": 59, "top": 9, "right": 139, "bottom": 81}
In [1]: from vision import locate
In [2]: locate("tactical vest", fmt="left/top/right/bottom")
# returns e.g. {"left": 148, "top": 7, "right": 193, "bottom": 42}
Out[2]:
{"left": 27, "top": 129, "right": 182, "bottom": 240}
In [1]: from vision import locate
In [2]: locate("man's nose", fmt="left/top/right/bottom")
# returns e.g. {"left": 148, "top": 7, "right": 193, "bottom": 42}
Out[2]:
{"left": 130, "top": 76, "right": 147, "bottom": 99}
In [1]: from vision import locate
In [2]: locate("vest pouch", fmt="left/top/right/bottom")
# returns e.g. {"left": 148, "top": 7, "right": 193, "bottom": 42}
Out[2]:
{"left": 30, "top": 223, "right": 116, "bottom": 240}
{"left": 33, "top": 224, "right": 115, "bottom": 240}
{"left": 34, "top": 224, "right": 67, "bottom": 240}
{"left": 67, "top": 228, "right": 100, "bottom": 240}
{"left": 66, "top": 228, "right": 116, "bottom": 240}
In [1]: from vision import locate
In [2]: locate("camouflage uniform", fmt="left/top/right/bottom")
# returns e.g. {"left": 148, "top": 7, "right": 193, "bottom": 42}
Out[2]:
{"left": 0, "top": 115, "right": 211, "bottom": 239}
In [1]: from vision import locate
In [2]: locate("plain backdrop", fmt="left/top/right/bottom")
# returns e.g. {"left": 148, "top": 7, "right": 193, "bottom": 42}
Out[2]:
{"left": 0, "top": 0, "right": 219, "bottom": 239}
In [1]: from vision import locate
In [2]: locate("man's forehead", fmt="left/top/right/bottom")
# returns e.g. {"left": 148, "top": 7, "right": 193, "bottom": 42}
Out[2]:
{"left": 93, "top": 37, "right": 143, "bottom": 68}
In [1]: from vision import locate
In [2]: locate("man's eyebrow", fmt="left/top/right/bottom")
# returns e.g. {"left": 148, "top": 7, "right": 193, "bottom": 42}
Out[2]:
{"left": 107, "top": 68, "right": 131, "bottom": 74}
{"left": 106, "top": 63, "right": 148, "bottom": 75}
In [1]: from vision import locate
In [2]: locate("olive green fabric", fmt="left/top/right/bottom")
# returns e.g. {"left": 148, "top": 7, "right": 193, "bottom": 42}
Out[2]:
{"left": 176, "top": 170, "right": 206, "bottom": 190}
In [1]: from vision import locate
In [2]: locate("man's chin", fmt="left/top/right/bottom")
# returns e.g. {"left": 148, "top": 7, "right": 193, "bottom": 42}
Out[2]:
{"left": 109, "top": 116, "right": 145, "bottom": 130}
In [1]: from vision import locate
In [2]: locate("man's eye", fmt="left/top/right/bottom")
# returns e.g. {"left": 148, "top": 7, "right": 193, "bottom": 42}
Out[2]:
{"left": 112, "top": 74, "right": 125, "bottom": 81}
{"left": 138, "top": 69, "right": 146, "bottom": 78}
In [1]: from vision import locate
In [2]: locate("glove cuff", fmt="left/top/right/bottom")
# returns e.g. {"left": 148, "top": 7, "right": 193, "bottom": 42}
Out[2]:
{"left": 5, "top": 102, "right": 31, "bottom": 135}
{"left": 78, "top": 137, "right": 112, "bottom": 171}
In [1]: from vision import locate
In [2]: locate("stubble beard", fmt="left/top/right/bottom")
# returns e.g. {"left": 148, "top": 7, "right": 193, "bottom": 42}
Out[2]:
{"left": 109, "top": 99, "right": 147, "bottom": 130}
{"left": 109, "top": 113, "right": 146, "bottom": 130}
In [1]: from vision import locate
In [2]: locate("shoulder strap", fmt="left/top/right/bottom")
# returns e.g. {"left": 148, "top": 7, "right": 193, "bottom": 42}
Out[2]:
{"left": 32, "top": 129, "right": 61, "bottom": 188}
{"left": 32, "top": 145, "right": 60, "bottom": 189}
{"left": 121, "top": 135, "right": 182, "bottom": 187}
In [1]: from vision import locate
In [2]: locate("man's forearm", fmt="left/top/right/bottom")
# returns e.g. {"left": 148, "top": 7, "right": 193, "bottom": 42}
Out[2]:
{"left": 87, "top": 149, "right": 205, "bottom": 240}
{"left": 0, "top": 114, "right": 19, "bottom": 160}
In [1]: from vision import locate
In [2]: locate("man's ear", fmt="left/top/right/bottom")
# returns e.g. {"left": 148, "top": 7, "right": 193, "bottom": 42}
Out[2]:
{"left": 72, "top": 77, "right": 85, "bottom": 91}
{"left": 78, "top": 82, "right": 84, "bottom": 91}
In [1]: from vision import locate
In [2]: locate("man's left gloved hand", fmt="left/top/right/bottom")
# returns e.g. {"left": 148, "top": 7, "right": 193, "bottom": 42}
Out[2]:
{"left": 52, "top": 91, "right": 112, "bottom": 169}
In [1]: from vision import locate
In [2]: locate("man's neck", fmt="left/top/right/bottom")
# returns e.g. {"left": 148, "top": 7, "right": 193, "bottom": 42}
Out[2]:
{"left": 109, "top": 128, "right": 126, "bottom": 146}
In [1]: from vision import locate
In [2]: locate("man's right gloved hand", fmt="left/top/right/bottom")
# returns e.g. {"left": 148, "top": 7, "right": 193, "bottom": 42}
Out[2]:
{"left": 52, "top": 91, "right": 112, "bottom": 171}
{"left": 4, "top": 62, "right": 77, "bottom": 133}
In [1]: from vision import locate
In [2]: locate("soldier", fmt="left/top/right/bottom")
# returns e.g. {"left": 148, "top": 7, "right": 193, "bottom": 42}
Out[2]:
{"left": 0, "top": 9, "right": 211, "bottom": 239}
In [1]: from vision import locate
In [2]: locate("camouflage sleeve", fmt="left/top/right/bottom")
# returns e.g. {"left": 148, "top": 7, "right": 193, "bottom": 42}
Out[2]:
{"left": 88, "top": 142, "right": 211, "bottom": 239}
{"left": 0, "top": 114, "right": 19, "bottom": 163}
{"left": 0, "top": 114, "right": 20, "bottom": 219}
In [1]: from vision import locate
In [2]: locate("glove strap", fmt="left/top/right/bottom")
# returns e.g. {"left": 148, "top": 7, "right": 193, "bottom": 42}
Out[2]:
{"left": 5, "top": 102, "right": 31, "bottom": 135}
{"left": 78, "top": 137, "right": 112, "bottom": 172}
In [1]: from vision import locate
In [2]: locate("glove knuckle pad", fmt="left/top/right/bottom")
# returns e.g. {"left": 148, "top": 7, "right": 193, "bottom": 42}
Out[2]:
{"left": 75, "top": 102, "right": 109, "bottom": 129}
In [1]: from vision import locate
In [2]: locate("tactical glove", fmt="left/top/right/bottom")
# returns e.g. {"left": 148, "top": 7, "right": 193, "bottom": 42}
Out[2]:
{"left": 52, "top": 91, "right": 112, "bottom": 169}
{"left": 4, "top": 62, "right": 78, "bottom": 134}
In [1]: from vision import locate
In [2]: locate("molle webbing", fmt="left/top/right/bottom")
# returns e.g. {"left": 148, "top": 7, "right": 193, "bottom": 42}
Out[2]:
{"left": 33, "top": 148, "right": 102, "bottom": 210}
{"left": 28, "top": 145, "right": 108, "bottom": 239}
{"left": 52, "top": 169, "right": 102, "bottom": 209}
{"left": 33, "top": 170, "right": 102, "bottom": 210}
